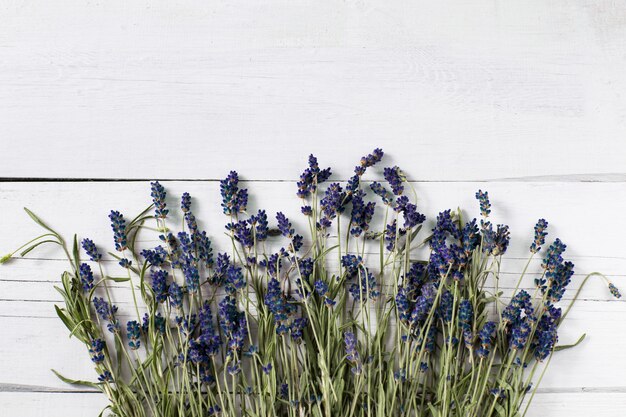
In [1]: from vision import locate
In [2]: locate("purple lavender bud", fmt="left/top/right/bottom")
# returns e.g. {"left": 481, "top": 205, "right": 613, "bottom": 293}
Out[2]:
{"left": 383, "top": 166, "right": 404, "bottom": 196}
{"left": 475, "top": 190, "right": 491, "bottom": 218}
{"left": 150, "top": 181, "right": 168, "bottom": 219}
{"left": 126, "top": 320, "right": 141, "bottom": 350}
{"left": 81, "top": 238, "right": 102, "bottom": 262}
{"left": 181, "top": 192, "right": 191, "bottom": 213}
{"left": 108, "top": 210, "right": 127, "bottom": 251}
{"left": 151, "top": 270, "right": 169, "bottom": 303}
{"left": 79, "top": 263, "right": 95, "bottom": 292}
{"left": 89, "top": 338, "right": 105, "bottom": 363}
{"left": 530, "top": 219, "right": 548, "bottom": 253}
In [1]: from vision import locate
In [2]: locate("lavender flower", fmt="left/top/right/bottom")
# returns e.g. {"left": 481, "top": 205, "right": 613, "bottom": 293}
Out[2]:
{"left": 93, "top": 297, "right": 120, "bottom": 333}
{"left": 250, "top": 209, "right": 269, "bottom": 241}
{"left": 475, "top": 190, "right": 491, "bottom": 217}
{"left": 297, "top": 154, "right": 332, "bottom": 198}
{"left": 98, "top": 370, "right": 113, "bottom": 382}
{"left": 79, "top": 263, "right": 95, "bottom": 292}
{"left": 141, "top": 246, "right": 167, "bottom": 267}
{"left": 220, "top": 171, "right": 248, "bottom": 215}
{"left": 127, "top": 320, "right": 141, "bottom": 350}
{"left": 225, "top": 264, "right": 245, "bottom": 294}
{"left": 609, "top": 283, "right": 622, "bottom": 299}
{"left": 370, "top": 182, "right": 394, "bottom": 206}
{"left": 151, "top": 270, "right": 169, "bottom": 303}
{"left": 349, "top": 190, "right": 375, "bottom": 237}
{"left": 150, "top": 181, "right": 168, "bottom": 219}
{"left": 344, "top": 331, "right": 362, "bottom": 374}
{"left": 476, "top": 321, "right": 496, "bottom": 358}
{"left": 169, "top": 282, "right": 183, "bottom": 309}
{"left": 89, "top": 338, "right": 105, "bottom": 363}
{"left": 181, "top": 192, "right": 191, "bottom": 213}
{"left": 290, "top": 317, "right": 308, "bottom": 343}
{"left": 383, "top": 166, "right": 404, "bottom": 196}
{"left": 108, "top": 210, "right": 127, "bottom": 251}
{"left": 530, "top": 219, "right": 548, "bottom": 253}
{"left": 81, "top": 238, "right": 102, "bottom": 262}
{"left": 534, "top": 306, "right": 561, "bottom": 361}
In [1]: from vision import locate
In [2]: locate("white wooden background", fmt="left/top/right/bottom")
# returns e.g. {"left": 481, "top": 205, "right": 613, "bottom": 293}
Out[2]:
{"left": 1, "top": 1, "right": 626, "bottom": 416}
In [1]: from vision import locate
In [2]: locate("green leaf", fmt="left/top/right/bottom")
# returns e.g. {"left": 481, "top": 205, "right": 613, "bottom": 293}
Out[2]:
{"left": 24, "top": 207, "right": 60, "bottom": 236}
{"left": 51, "top": 369, "right": 101, "bottom": 389}
{"left": 555, "top": 333, "right": 586, "bottom": 351}
{"left": 54, "top": 305, "right": 75, "bottom": 333}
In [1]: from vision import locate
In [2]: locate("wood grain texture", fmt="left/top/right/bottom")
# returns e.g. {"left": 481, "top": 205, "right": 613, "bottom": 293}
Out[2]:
{"left": 1, "top": 1, "right": 626, "bottom": 415}
{"left": 1, "top": 1, "right": 626, "bottom": 180}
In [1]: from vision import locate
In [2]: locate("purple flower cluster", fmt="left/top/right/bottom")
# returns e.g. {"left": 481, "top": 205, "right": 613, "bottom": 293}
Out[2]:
{"left": 218, "top": 296, "right": 248, "bottom": 357}
{"left": 476, "top": 321, "right": 496, "bottom": 358}
{"left": 533, "top": 305, "right": 561, "bottom": 361}
{"left": 530, "top": 219, "right": 549, "bottom": 253}
{"left": 383, "top": 166, "right": 404, "bottom": 196}
{"left": 93, "top": 297, "right": 120, "bottom": 333}
{"left": 349, "top": 190, "right": 376, "bottom": 237}
{"left": 150, "top": 181, "right": 168, "bottom": 219}
{"left": 81, "top": 238, "right": 102, "bottom": 262}
{"left": 220, "top": 171, "right": 248, "bottom": 215}
{"left": 79, "top": 263, "right": 95, "bottom": 292}
{"left": 108, "top": 210, "right": 127, "bottom": 252}
{"left": 297, "top": 154, "right": 332, "bottom": 198}
{"left": 344, "top": 331, "right": 362, "bottom": 374}
{"left": 126, "top": 320, "right": 141, "bottom": 350}
{"left": 536, "top": 239, "right": 574, "bottom": 303}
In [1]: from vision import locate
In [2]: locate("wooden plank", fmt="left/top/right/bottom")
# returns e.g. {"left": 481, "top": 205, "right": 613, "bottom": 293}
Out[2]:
{"left": 1, "top": 1, "right": 626, "bottom": 180}
{"left": 1, "top": 391, "right": 625, "bottom": 417}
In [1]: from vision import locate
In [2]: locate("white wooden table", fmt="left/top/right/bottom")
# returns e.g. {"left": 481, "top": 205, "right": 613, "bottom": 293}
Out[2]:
{"left": 1, "top": 2, "right": 625, "bottom": 416}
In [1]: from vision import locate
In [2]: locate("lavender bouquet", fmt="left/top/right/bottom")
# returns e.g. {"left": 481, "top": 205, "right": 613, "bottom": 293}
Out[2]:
{"left": 2, "top": 149, "right": 620, "bottom": 417}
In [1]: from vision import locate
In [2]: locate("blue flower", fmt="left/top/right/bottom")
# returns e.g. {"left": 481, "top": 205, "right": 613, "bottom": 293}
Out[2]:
{"left": 344, "top": 331, "right": 360, "bottom": 364}
{"left": 401, "top": 202, "right": 426, "bottom": 229}
{"left": 220, "top": 171, "right": 248, "bottom": 215}
{"left": 79, "top": 263, "right": 95, "bottom": 292}
{"left": 81, "top": 238, "right": 102, "bottom": 262}
{"left": 319, "top": 183, "right": 346, "bottom": 228}
{"left": 290, "top": 317, "right": 308, "bottom": 343}
{"left": 150, "top": 270, "right": 169, "bottom": 303}
{"left": 264, "top": 278, "right": 295, "bottom": 328}
{"left": 533, "top": 306, "right": 561, "bottom": 361}
{"left": 276, "top": 212, "right": 303, "bottom": 252}
{"left": 262, "top": 363, "right": 272, "bottom": 375}
{"left": 250, "top": 209, "right": 269, "bottom": 241}
{"left": 314, "top": 279, "right": 329, "bottom": 296}
{"left": 127, "top": 320, "right": 141, "bottom": 350}
{"left": 349, "top": 190, "right": 375, "bottom": 237}
{"left": 370, "top": 182, "right": 394, "bottom": 206}
{"left": 609, "top": 283, "right": 622, "bottom": 299}
{"left": 93, "top": 297, "right": 120, "bottom": 333}
{"left": 475, "top": 190, "right": 491, "bottom": 217}
{"left": 502, "top": 290, "right": 533, "bottom": 324}
{"left": 150, "top": 181, "right": 168, "bottom": 219}
{"left": 297, "top": 154, "right": 332, "bottom": 198}
{"left": 169, "top": 282, "right": 183, "bottom": 308}
{"left": 98, "top": 370, "right": 113, "bottom": 382}
{"left": 225, "top": 264, "right": 245, "bottom": 294}
{"left": 118, "top": 258, "right": 132, "bottom": 269}
{"left": 181, "top": 192, "right": 191, "bottom": 213}
{"left": 141, "top": 246, "right": 167, "bottom": 267}
{"left": 226, "top": 220, "right": 254, "bottom": 248}
{"left": 108, "top": 210, "right": 127, "bottom": 251}
{"left": 510, "top": 320, "right": 532, "bottom": 350}
{"left": 301, "top": 206, "right": 312, "bottom": 216}
{"left": 383, "top": 166, "right": 404, "bottom": 196}
{"left": 89, "top": 338, "right": 105, "bottom": 363}
{"left": 476, "top": 321, "right": 496, "bottom": 358}
{"left": 530, "top": 219, "right": 549, "bottom": 253}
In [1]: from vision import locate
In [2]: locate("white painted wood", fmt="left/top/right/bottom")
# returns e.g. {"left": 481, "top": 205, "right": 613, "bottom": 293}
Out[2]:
{"left": 2, "top": 1, "right": 626, "bottom": 414}
{"left": 1, "top": 1, "right": 626, "bottom": 180}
